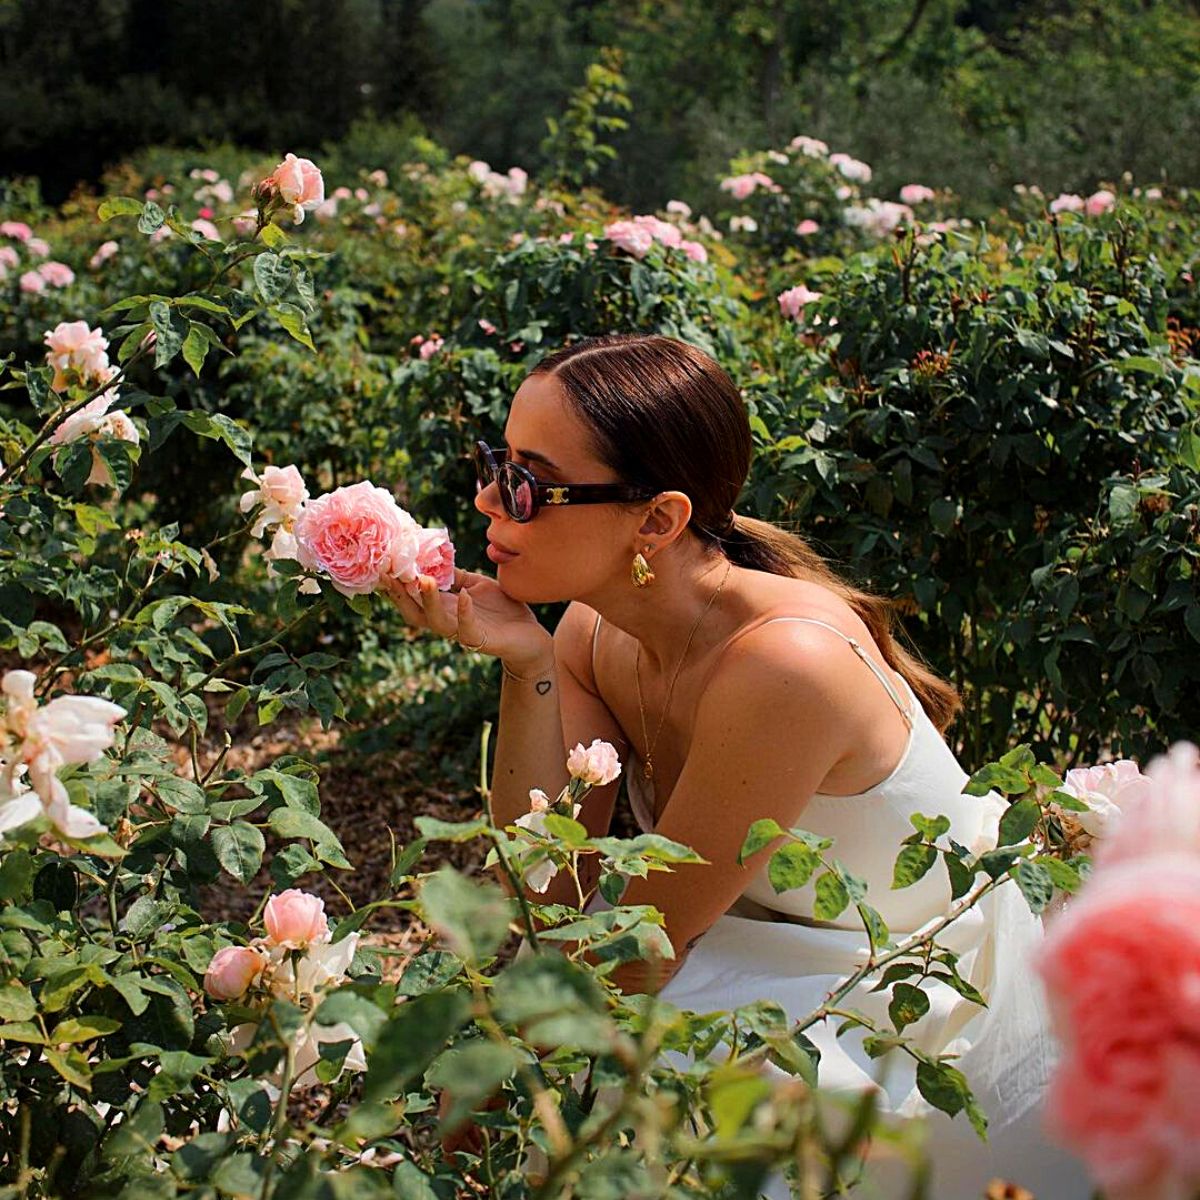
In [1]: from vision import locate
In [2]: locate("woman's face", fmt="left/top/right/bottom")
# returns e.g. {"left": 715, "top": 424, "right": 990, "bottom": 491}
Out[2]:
{"left": 474, "top": 372, "right": 641, "bottom": 603}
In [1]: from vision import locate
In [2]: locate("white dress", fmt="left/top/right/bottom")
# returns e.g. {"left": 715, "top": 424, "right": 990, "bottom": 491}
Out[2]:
{"left": 586, "top": 615, "right": 1093, "bottom": 1199}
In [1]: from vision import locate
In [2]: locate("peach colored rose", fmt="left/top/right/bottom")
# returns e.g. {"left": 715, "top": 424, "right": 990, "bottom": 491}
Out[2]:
{"left": 240, "top": 464, "right": 308, "bottom": 537}
{"left": 1060, "top": 758, "right": 1152, "bottom": 839}
{"left": 777, "top": 284, "right": 823, "bottom": 321}
{"left": 528, "top": 788, "right": 551, "bottom": 813}
{"left": 266, "top": 153, "right": 325, "bottom": 224}
{"left": 263, "top": 888, "right": 329, "bottom": 949}
{"left": 406, "top": 526, "right": 455, "bottom": 596}
{"left": 1085, "top": 189, "right": 1116, "bottom": 216}
{"left": 293, "top": 481, "right": 420, "bottom": 596}
{"left": 566, "top": 739, "right": 622, "bottom": 787}
{"left": 204, "top": 945, "right": 267, "bottom": 1000}
{"left": 604, "top": 220, "right": 654, "bottom": 259}
{"left": 19, "top": 271, "right": 44, "bottom": 294}
{"left": 49, "top": 395, "right": 115, "bottom": 447}
{"left": 1037, "top": 851, "right": 1200, "bottom": 1200}
{"left": 44, "top": 321, "right": 110, "bottom": 391}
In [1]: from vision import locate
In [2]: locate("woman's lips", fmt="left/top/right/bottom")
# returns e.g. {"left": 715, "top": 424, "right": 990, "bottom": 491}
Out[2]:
{"left": 486, "top": 538, "right": 518, "bottom": 564}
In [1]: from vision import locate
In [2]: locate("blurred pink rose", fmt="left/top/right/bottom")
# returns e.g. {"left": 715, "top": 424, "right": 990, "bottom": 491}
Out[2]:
{"left": 795, "top": 219, "right": 820, "bottom": 236}
{"left": 204, "top": 945, "right": 267, "bottom": 1000}
{"left": 720, "top": 174, "right": 758, "bottom": 201}
{"left": 418, "top": 334, "right": 444, "bottom": 360}
{"left": 899, "top": 184, "right": 936, "bottom": 205}
{"left": 44, "top": 321, "right": 110, "bottom": 391}
{"left": 407, "top": 526, "right": 455, "bottom": 596}
{"left": 566, "top": 739, "right": 622, "bottom": 787}
{"left": 25, "top": 237, "right": 49, "bottom": 259}
{"left": 1038, "top": 850, "right": 1200, "bottom": 1199}
{"left": 263, "top": 889, "right": 329, "bottom": 949}
{"left": 528, "top": 788, "right": 551, "bottom": 813}
{"left": 1060, "top": 758, "right": 1152, "bottom": 838}
{"left": 0, "top": 221, "right": 32, "bottom": 241}
{"left": 666, "top": 199, "right": 692, "bottom": 218}
{"left": 1049, "top": 193, "right": 1085, "bottom": 214}
{"left": 266, "top": 153, "right": 325, "bottom": 224}
{"left": 829, "top": 153, "right": 872, "bottom": 183}
{"left": 231, "top": 211, "right": 258, "bottom": 238}
{"left": 1085, "top": 189, "right": 1116, "bottom": 216}
{"left": 0, "top": 246, "right": 18, "bottom": 270}
{"left": 367, "top": 169, "right": 388, "bottom": 187}
{"left": 293, "top": 481, "right": 421, "bottom": 595}
{"left": 604, "top": 219, "right": 654, "bottom": 259}
{"left": 37, "top": 261, "right": 75, "bottom": 288}
{"left": 89, "top": 240, "right": 119, "bottom": 269}
{"left": 478, "top": 318, "right": 496, "bottom": 335}
{"left": 633, "top": 214, "right": 682, "bottom": 248}
{"left": 680, "top": 239, "right": 708, "bottom": 263}
{"left": 789, "top": 135, "right": 828, "bottom": 157}
{"left": 191, "top": 218, "right": 221, "bottom": 241}
{"left": 777, "top": 284, "right": 824, "bottom": 321}
{"left": 19, "top": 271, "right": 44, "bottom": 294}
{"left": 1098, "top": 743, "right": 1200, "bottom": 867}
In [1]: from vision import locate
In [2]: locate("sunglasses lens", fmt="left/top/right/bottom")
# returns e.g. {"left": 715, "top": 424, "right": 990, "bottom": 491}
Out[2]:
{"left": 499, "top": 465, "right": 534, "bottom": 522}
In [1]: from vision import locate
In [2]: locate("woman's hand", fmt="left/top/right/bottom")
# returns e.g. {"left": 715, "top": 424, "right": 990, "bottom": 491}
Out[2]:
{"left": 381, "top": 567, "right": 552, "bottom": 671}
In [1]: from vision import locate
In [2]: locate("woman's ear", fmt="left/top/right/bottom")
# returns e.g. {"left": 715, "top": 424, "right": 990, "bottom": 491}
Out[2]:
{"left": 638, "top": 490, "right": 693, "bottom": 544}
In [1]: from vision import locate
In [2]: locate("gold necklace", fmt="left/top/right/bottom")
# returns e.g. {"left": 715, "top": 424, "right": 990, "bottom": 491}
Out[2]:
{"left": 635, "top": 560, "right": 733, "bottom": 784}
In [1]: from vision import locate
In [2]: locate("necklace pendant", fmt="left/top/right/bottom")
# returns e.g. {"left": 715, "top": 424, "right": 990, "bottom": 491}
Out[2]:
{"left": 643, "top": 759, "right": 654, "bottom": 780}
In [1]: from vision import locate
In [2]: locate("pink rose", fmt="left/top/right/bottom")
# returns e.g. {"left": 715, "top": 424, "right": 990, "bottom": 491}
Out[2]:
{"left": 240, "top": 463, "right": 308, "bottom": 537}
{"left": 0, "top": 246, "right": 17, "bottom": 271}
{"left": 191, "top": 218, "right": 221, "bottom": 241}
{"left": 604, "top": 220, "right": 654, "bottom": 259}
{"left": 418, "top": 334, "right": 444, "bottom": 360}
{"left": 777, "top": 284, "right": 824, "bottom": 321}
{"left": 89, "top": 240, "right": 118, "bottom": 269}
{"left": 1037, "top": 852, "right": 1200, "bottom": 1199}
{"left": 1097, "top": 743, "right": 1200, "bottom": 868}
{"left": 407, "top": 526, "right": 455, "bottom": 596}
{"left": 1085, "top": 189, "right": 1116, "bottom": 216}
{"left": 265, "top": 153, "right": 325, "bottom": 224}
{"left": 680, "top": 239, "right": 708, "bottom": 263}
{"left": 719, "top": 174, "right": 758, "bottom": 201}
{"left": 37, "top": 261, "right": 75, "bottom": 288}
{"left": 829, "top": 153, "right": 872, "bottom": 183}
{"left": 1049, "top": 193, "right": 1085, "bottom": 214}
{"left": 0, "top": 221, "right": 31, "bottom": 242}
{"left": 25, "top": 237, "right": 49, "bottom": 259}
{"left": 566, "top": 739, "right": 622, "bottom": 787}
{"left": 666, "top": 199, "right": 692, "bottom": 218}
{"left": 795, "top": 219, "right": 820, "bottom": 236}
{"left": 293, "top": 481, "right": 421, "bottom": 596}
{"left": 478, "top": 318, "right": 497, "bottom": 335}
{"left": 633, "top": 214, "right": 681, "bottom": 248}
{"left": 19, "top": 271, "right": 44, "bottom": 294}
{"left": 44, "top": 321, "right": 110, "bottom": 391}
{"left": 232, "top": 211, "right": 258, "bottom": 238}
{"left": 788, "top": 135, "right": 828, "bottom": 157}
{"left": 528, "top": 788, "right": 551, "bottom": 813}
{"left": 204, "top": 945, "right": 267, "bottom": 1000}
{"left": 1060, "top": 758, "right": 1152, "bottom": 839}
{"left": 263, "top": 888, "right": 329, "bottom": 949}
{"left": 899, "top": 184, "right": 936, "bottom": 205}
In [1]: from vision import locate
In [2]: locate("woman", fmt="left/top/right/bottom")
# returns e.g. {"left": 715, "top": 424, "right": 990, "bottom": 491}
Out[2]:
{"left": 387, "top": 333, "right": 1090, "bottom": 1198}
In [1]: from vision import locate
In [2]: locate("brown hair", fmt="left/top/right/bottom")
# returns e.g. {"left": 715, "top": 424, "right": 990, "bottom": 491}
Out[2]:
{"left": 531, "top": 333, "right": 961, "bottom": 732}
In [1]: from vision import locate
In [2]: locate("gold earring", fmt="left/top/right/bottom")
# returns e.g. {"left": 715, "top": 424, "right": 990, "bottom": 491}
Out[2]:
{"left": 631, "top": 549, "right": 655, "bottom": 588}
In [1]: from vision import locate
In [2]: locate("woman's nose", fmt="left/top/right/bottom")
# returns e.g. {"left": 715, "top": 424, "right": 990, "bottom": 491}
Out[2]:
{"left": 474, "top": 479, "right": 504, "bottom": 520}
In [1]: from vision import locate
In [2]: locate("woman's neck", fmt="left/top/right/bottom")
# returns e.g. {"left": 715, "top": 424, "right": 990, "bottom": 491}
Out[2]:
{"left": 586, "top": 542, "right": 738, "bottom": 674}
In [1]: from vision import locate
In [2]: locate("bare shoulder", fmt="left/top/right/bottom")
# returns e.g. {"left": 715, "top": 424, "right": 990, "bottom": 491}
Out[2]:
{"left": 553, "top": 601, "right": 601, "bottom": 690}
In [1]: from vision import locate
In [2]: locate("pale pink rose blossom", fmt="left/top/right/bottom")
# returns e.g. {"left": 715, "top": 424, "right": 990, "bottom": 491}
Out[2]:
{"left": 1060, "top": 759, "right": 1153, "bottom": 838}
{"left": 268, "top": 932, "right": 359, "bottom": 998}
{"left": 478, "top": 318, "right": 497, "bottom": 335}
{"left": 899, "top": 184, "right": 936, "bottom": 205}
{"left": 788, "top": 135, "right": 829, "bottom": 157}
{"left": 0, "top": 246, "right": 19, "bottom": 271}
{"left": 1097, "top": 743, "right": 1200, "bottom": 867}
{"left": 84, "top": 411, "right": 139, "bottom": 487}
{"left": 239, "top": 464, "right": 309, "bottom": 537}
{"left": 1085, "top": 189, "right": 1116, "bottom": 216}
{"left": 37, "top": 261, "right": 75, "bottom": 288}
{"left": 566, "top": 739, "right": 622, "bottom": 787}
{"left": 89, "top": 240, "right": 119, "bottom": 269}
{"left": 367, "top": 169, "right": 388, "bottom": 187}
{"left": 795, "top": 219, "right": 821, "bottom": 236}
{"left": 418, "top": 334, "right": 444, "bottom": 360}
{"left": 1038, "top": 849, "right": 1200, "bottom": 1199}
{"left": 231, "top": 211, "right": 258, "bottom": 238}
{"left": 49, "top": 395, "right": 115, "bottom": 447}
{"left": 293, "top": 481, "right": 421, "bottom": 596}
{"left": 263, "top": 889, "right": 329, "bottom": 949}
{"left": 1145, "top": 187, "right": 1163, "bottom": 201}
{"left": 1049, "top": 193, "right": 1085, "bottom": 214}
{"left": 204, "top": 946, "right": 268, "bottom": 1000}
{"left": 191, "top": 218, "right": 221, "bottom": 241}
{"left": 528, "top": 788, "right": 551, "bottom": 813}
{"left": 44, "top": 321, "right": 110, "bottom": 391}
{"left": 19, "top": 271, "right": 44, "bottom": 294}
{"left": 829, "top": 153, "right": 872, "bottom": 183}
{"left": 406, "top": 526, "right": 455, "bottom": 597}
{"left": 515, "top": 797, "right": 583, "bottom": 892}
{"left": 680, "top": 239, "right": 708, "bottom": 263}
{"left": 265, "top": 153, "right": 325, "bottom": 224}
{"left": 228, "top": 1014, "right": 366, "bottom": 1091}
{"left": 633, "top": 214, "right": 682, "bottom": 248}
{"left": 844, "top": 199, "right": 913, "bottom": 237}
{"left": 666, "top": 199, "right": 692, "bottom": 218}
{"left": 604, "top": 220, "right": 654, "bottom": 259}
{"left": 25, "top": 237, "right": 49, "bottom": 259}
{"left": 729, "top": 215, "right": 758, "bottom": 233}
{"left": 777, "top": 285, "right": 824, "bottom": 321}
{"left": 466, "top": 161, "right": 491, "bottom": 183}
{"left": 0, "top": 221, "right": 32, "bottom": 241}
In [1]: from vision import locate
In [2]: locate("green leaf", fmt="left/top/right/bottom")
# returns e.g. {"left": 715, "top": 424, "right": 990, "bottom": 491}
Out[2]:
{"left": 211, "top": 822, "right": 266, "bottom": 884}
{"left": 943, "top": 850, "right": 974, "bottom": 899}
{"left": 98, "top": 197, "right": 143, "bottom": 221}
{"left": 363, "top": 989, "right": 472, "bottom": 1102}
{"left": 706, "top": 1066, "right": 774, "bottom": 1140}
{"left": 181, "top": 323, "right": 210, "bottom": 377}
{"left": 891, "top": 843, "right": 937, "bottom": 889}
{"left": 426, "top": 1040, "right": 520, "bottom": 1131}
{"left": 766, "top": 842, "right": 820, "bottom": 893}
{"left": 414, "top": 815, "right": 490, "bottom": 843}
{"left": 1012, "top": 860, "right": 1054, "bottom": 913}
{"left": 419, "top": 867, "right": 515, "bottom": 964}
{"left": 1041, "top": 858, "right": 1083, "bottom": 893}
{"left": 738, "top": 817, "right": 785, "bottom": 864}
{"left": 49, "top": 1016, "right": 121, "bottom": 1044}
{"left": 253, "top": 252, "right": 292, "bottom": 304}
{"left": 812, "top": 870, "right": 850, "bottom": 921}
{"left": 916, "top": 1059, "right": 972, "bottom": 1122}
{"left": 963, "top": 761, "right": 1028, "bottom": 796}
{"left": 270, "top": 303, "right": 316, "bottom": 351}
{"left": 997, "top": 796, "right": 1041, "bottom": 846}
{"left": 138, "top": 201, "right": 166, "bottom": 233}
{"left": 909, "top": 813, "right": 951, "bottom": 841}
{"left": 888, "top": 982, "right": 930, "bottom": 1032}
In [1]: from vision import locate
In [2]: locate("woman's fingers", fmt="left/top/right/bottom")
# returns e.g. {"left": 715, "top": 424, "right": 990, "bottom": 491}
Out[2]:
{"left": 416, "top": 576, "right": 458, "bottom": 638}
{"left": 452, "top": 566, "right": 491, "bottom": 592}
{"left": 383, "top": 578, "right": 427, "bottom": 627}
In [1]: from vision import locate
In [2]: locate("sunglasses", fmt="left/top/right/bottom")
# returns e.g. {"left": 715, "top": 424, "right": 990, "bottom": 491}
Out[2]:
{"left": 472, "top": 441, "right": 656, "bottom": 524}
